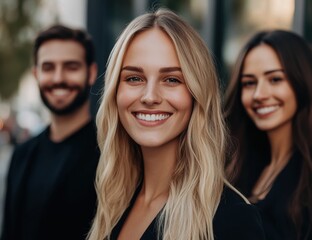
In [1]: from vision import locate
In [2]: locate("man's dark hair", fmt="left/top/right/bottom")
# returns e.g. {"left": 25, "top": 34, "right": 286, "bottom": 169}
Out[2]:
{"left": 33, "top": 24, "right": 95, "bottom": 66}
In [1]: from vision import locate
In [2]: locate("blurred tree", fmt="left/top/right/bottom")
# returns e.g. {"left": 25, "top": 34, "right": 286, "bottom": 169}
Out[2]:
{"left": 0, "top": 0, "right": 43, "bottom": 100}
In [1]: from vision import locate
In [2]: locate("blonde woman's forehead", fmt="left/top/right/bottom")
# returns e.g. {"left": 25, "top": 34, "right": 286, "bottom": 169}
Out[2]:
{"left": 122, "top": 27, "right": 181, "bottom": 70}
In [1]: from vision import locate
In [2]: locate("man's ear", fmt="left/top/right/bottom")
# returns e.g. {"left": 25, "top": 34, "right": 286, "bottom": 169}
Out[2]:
{"left": 32, "top": 66, "right": 38, "bottom": 80}
{"left": 88, "top": 62, "right": 98, "bottom": 85}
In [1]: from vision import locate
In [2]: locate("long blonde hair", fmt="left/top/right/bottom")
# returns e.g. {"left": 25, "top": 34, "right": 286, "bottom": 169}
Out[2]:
{"left": 89, "top": 8, "right": 229, "bottom": 240}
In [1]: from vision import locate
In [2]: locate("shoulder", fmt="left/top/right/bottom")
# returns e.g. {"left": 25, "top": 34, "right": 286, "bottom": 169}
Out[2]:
{"left": 77, "top": 120, "right": 99, "bottom": 151}
{"left": 6, "top": 130, "right": 46, "bottom": 179}
{"left": 213, "top": 186, "right": 265, "bottom": 240}
{"left": 12, "top": 129, "right": 46, "bottom": 155}
{"left": 76, "top": 120, "right": 97, "bottom": 140}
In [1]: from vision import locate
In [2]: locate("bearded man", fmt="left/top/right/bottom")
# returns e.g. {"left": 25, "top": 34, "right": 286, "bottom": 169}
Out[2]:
{"left": 1, "top": 25, "right": 100, "bottom": 240}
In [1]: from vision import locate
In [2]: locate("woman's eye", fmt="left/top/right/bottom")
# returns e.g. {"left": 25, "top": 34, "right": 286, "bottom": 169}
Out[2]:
{"left": 165, "top": 78, "right": 181, "bottom": 84}
{"left": 270, "top": 77, "right": 283, "bottom": 83}
{"left": 241, "top": 80, "right": 256, "bottom": 88}
{"left": 126, "top": 76, "right": 142, "bottom": 82}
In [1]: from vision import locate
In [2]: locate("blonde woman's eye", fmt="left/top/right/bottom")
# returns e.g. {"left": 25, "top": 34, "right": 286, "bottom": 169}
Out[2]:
{"left": 126, "top": 76, "right": 142, "bottom": 82}
{"left": 165, "top": 78, "right": 181, "bottom": 84}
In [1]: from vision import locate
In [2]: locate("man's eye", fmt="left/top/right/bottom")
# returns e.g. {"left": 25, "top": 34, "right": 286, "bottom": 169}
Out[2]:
{"left": 67, "top": 63, "right": 80, "bottom": 70}
{"left": 42, "top": 64, "right": 54, "bottom": 71}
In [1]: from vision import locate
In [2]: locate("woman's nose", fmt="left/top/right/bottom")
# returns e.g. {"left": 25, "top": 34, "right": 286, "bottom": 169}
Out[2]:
{"left": 253, "top": 81, "right": 270, "bottom": 101}
{"left": 140, "top": 82, "right": 162, "bottom": 105}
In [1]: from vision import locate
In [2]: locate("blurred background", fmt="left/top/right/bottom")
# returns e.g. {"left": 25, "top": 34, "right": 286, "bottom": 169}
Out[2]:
{"left": 0, "top": 0, "right": 311, "bottom": 234}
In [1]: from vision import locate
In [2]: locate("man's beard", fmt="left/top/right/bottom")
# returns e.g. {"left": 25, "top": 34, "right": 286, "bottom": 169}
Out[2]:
{"left": 39, "top": 80, "right": 91, "bottom": 116}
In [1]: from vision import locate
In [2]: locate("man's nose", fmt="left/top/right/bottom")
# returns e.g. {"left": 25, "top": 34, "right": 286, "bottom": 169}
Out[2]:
{"left": 52, "top": 67, "right": 65, "bottom": 83}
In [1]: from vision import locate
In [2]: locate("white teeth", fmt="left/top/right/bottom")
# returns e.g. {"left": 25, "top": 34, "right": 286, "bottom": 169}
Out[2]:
{"left": 256, "top": 105, "right": 279, "bottom": 115}
{"left": 51, "top": 89, "right": 70, "bottom": 96}
{"left": 136, "top": 113, "right": 170, "bottom": 121}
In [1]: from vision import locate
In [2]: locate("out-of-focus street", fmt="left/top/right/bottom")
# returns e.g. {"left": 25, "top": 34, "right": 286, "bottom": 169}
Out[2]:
{"left": 0, "top": 143, "right": 13, "bottom": 235}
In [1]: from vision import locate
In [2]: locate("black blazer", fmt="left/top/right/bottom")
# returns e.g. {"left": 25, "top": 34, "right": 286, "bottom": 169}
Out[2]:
{"left": 1, "top": 121, "right": 99, "bottom": 240}
{"left": 111, "top": 186, "right": 266, "bottom": 240}
{"left": 236, "top": 151, "right": 310, "bottom": 239}
{"left": 253, "top": 152, "right": 309, "bottom": 240}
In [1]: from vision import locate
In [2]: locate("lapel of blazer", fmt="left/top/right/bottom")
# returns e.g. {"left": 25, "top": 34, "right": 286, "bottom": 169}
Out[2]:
{"left": 41, "top": 142, "right": 75, "bottom": 204}
{"left": 38, "top": 124, "right": 96, "bottom": 223}
{"left": 10, "top": 124, "right": 88, "bottom": 227}
{"left": 9, "top": 131, "right": 43, "bottom": 227}
{"left": 38, "top": 129, "right": 83, "bottom": 216}
{"left": 10, "top": 127, "right": 70, "bottom": 222}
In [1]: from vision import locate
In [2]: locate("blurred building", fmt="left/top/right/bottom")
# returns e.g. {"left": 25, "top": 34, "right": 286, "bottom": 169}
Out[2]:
{"left": 0, "top": 0, "right": 310, "bottom": 235}
{"left": 1, "top": 0, "right": 310, "bottom": 143}
{"left": 86, "top": 0, "right": 311, "bottom": 115}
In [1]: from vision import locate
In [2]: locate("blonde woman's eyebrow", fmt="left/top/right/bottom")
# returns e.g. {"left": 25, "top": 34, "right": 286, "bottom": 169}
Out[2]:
{"left": 121, "top": 66, "right": 182, "bottom": 74}
{"left": 121, "top": 66, "right": 144, "bottom": 72}
{"left": 159, "top": 67, "right": 182, "bottom": 73}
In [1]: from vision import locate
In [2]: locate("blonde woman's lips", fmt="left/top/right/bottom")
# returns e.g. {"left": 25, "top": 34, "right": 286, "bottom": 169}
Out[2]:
{"left": 134, "top": 112, "right": 171, "bottom": 122}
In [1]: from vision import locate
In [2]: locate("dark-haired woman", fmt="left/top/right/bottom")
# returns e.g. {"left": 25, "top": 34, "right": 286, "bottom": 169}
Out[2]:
{"left": 225, "top": 30, "right": 312, "bottom": 240}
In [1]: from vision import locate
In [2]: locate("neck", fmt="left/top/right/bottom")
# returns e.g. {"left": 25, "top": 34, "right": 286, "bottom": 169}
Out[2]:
{"left": 140, "top": 139, "right": 178, "bottom": 202}
{"left": 49, "top": 100, "right": 91, "bottom": 142}
{"left": 267, "top": 122, "right": 293, "bottom": 164}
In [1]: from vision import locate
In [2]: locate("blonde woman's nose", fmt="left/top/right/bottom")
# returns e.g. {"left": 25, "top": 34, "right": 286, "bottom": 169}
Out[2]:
{"left": 140, "top": 82, "right": 162, "bottom": 105}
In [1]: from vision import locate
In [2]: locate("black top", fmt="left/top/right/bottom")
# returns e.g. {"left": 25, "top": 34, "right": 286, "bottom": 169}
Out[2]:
{"left": 1, "top": 120, "right": 100, "bottom": 240}
{"left": 111, "top": 186, "right": 265, "bottom": 240}
{"left": 254, "top": 153, "right": 310, "bottom": 240}
{"left": 238, "top": 151, "right": 311, "bottom": 240}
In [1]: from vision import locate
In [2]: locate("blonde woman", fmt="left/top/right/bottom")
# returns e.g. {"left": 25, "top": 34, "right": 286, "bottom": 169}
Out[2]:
{"left": 89, "top": 8, "right": 265, "bottom": 240}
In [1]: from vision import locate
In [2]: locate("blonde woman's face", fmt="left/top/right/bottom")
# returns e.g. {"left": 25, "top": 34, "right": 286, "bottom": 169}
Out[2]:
{"left": 240, "top": 44, "right": 297, "bottom": 134}
{"left": 117, "top": 27, "right": 193, "bottom": 148}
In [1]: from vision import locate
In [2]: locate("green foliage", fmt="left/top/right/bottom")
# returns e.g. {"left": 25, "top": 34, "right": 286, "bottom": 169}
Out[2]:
{"left": 0, "top": 0, "right": 42, "bottom": 100}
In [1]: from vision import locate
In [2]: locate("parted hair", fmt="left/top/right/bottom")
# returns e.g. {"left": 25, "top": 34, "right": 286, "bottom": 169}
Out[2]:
{"left": 224, "top": 30, "right": 312, "bottom": 239}
{"left": 89, "top": 8, "right": 230, "bottom": 240}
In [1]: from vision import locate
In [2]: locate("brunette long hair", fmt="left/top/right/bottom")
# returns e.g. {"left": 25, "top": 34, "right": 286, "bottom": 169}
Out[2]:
{"left": 224, "top": 30, "right": 312, "bottom": 239}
